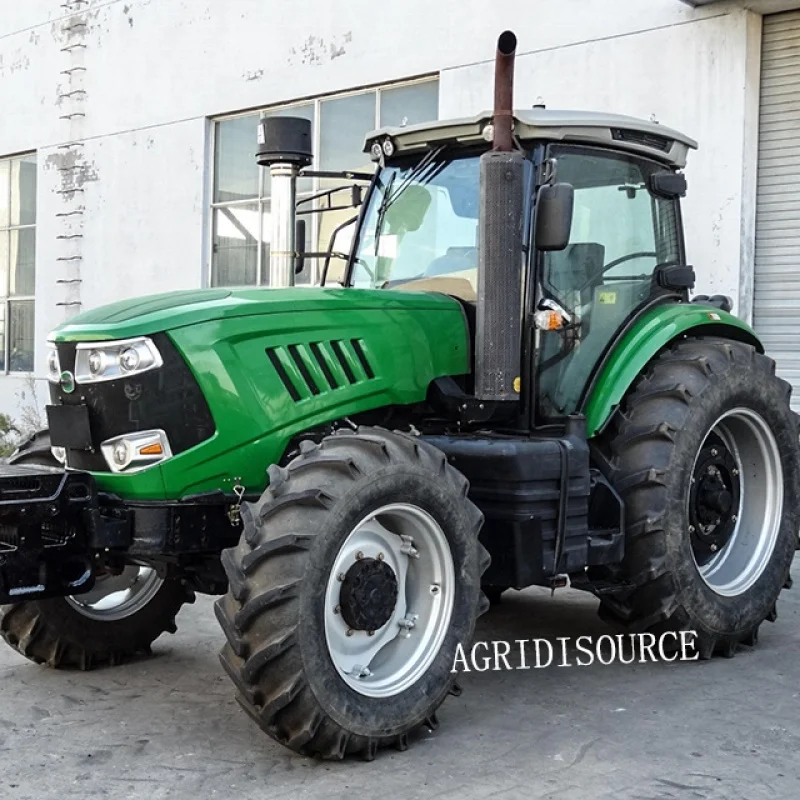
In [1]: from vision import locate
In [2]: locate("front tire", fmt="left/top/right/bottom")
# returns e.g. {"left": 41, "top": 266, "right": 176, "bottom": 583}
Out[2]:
{"left": 216, "top": 427, "right": 488, "bottom": 759}
{"left": 599, "top": 337, "right": 800, "bottom": 656}
{"left": 0, "top": 436, "right": 194, "bottom": 669}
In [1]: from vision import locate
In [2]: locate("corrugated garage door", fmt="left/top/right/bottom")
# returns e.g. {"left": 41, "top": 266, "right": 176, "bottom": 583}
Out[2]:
{"left": 754, "top": 11, "right": 800, "bottom": 408}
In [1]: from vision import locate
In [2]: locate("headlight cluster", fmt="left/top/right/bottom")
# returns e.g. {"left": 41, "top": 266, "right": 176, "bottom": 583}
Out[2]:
{"left": 46, "top": 342, "right": 61, "bottom": 383}
{"left": 74, "top": 337, "right": 163, "bottom": 384}
{"left": 100, "top": 429, "right": 172, "bottom": 473}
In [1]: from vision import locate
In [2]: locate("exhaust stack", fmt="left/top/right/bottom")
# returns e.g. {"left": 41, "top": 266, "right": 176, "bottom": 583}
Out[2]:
{"left": 475, "top": 31, "right": 525, "bottom": 403}
{"left": 256, "top": 116, "right": 313, "bottom": 287}
{"left": 492, "top": 30, "right": 517, "bottom": 152}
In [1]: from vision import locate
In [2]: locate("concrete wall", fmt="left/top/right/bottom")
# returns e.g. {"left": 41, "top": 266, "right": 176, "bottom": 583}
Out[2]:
{"left": 0, "top": 0, "right": 763, "bottom": 422}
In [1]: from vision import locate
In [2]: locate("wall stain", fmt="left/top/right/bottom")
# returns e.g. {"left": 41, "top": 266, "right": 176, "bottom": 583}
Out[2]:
{"left": 243, "top": 68, "right": 264, "bottom": 82}
{"left": 289, "top": 31, "right": 352, "bottom": 66}
{"left": 44, "top": 152, "right": 99, "bottom": 194}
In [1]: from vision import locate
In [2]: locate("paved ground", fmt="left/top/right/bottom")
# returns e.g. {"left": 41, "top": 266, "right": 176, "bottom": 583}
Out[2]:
{"left": 2, "top": 564, "right": 799, "bottom": 800}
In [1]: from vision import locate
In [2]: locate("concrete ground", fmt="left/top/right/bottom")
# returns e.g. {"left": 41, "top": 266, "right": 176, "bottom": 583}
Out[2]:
{"left": 2, "top": 566, "right": 799, "bottom": 800}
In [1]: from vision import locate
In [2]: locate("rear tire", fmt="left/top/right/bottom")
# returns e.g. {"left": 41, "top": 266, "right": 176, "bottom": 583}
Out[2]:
{"left": 599, "top": 337, "right": 800, "bottom": 657}
{"left": 216, "top": 427, "right": 489, "bottom": 759}
{"left": 0, "top": 435, "right": 194, "bottom": 669}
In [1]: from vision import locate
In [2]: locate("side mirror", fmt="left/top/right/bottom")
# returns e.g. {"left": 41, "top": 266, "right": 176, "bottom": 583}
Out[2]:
{"left": 649, "top": 171, "right": 687, "bottom": 198}
{"left": 294, "top": 219, "right": 306, "bottom": 275}
{"left": 535, "top": 183, "right": 574, "bottom": 252}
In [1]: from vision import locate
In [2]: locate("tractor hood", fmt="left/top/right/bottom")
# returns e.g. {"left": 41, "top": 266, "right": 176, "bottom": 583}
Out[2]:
{"left": 49, "top": 286, "right": 464, "bottom": 342}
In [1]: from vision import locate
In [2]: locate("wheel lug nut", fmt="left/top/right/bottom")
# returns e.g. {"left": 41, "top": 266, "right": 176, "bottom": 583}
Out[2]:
{"left": 732, "top": 469, "right": 739, "bottom": 476}
{"left": 346, "top": 629, "right": 354, "bottom": 637}
{"left": 355, "top": 551, "right": 364, "bottom": 560}
{"left": 334, "top": 605, "right": 341, "bottom": 615}
{"left": 688, "top": 525, "right": 695, "bottom": 533}
{"left": 711, "top": 448, "right": 718, "bottom": 456}
{"left": 731, "top": 515, "right": 737, "bottom": 522}
{"left": 337, "top": 572, "right": 345, "bottom": 582}
{"left": 710, "top": 543, "right": 718, "bottom": 552}
{"left": 377, "top": 552, "right": 384, "bottom": 561}
{"left": 368, "top": 630, "right": 375, "bottom": 637}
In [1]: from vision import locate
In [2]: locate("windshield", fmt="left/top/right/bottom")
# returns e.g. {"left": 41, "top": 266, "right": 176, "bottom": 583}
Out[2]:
{"left": 350, "top": 154, "right": 481, "bottom": 299}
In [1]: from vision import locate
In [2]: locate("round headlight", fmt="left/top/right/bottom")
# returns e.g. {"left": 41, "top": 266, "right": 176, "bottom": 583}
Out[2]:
{"left": 382, "top": 138, "right": 395, "bottom": 157}
{"left": 47, "top": 349, "right": 59, "bottom": 377}
{"left": 112, "top": 441, "right": 129, "bottom": 467}
{"left": 120, "top": 348, "right": 140, "bottom": 371}
{"left": 369, "top": 141, "right": 383, "bottom": 161}
{"left": 88, "top": 350, "right": 104, "bottom": 375}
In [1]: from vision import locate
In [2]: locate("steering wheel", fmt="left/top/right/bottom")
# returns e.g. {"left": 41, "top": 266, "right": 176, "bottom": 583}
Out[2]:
{"left": 577, "top": 251, "right": 658, "bottom": 292}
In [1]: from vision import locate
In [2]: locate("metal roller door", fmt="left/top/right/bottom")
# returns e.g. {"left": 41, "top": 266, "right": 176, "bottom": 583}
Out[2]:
{"left": 754, "top": 10, "right": 800, "bottom": 407}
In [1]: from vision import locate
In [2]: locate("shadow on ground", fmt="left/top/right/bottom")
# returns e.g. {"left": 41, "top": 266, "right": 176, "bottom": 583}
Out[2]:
{"left": 1, "top": 561, "right": 799, "bottom": 800}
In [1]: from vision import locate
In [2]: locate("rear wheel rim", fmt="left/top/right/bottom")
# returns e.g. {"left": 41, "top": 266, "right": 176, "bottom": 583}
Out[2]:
{"left": 65, "top": 566, "right": 163, "bottom": 621}
{"left": 689, "top": 408, "right": 783, "bottom": 597}
{"left": 324, "top": 503, "right": 455, "bottom": 698}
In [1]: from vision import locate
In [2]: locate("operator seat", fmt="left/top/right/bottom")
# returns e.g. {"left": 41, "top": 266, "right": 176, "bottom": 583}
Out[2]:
{"left": 426, "top": 246, "right": 478, "bottom": 277}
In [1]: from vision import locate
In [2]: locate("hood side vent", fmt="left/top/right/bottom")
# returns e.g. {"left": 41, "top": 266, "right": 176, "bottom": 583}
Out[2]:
{"left": 309, "top": 342, "right": 339, "bottom": 389}
{"left": 287, "top": 344, "right": 321, "bottom": 396}
{"left": 350, "top": 338, "right": 375, "bottom": 379}
{"left": 266, "top": 347, "right": 302, "bottom": 402}
{"left": 330, "top": 340, "right": 357, "bottom": 384}
{"left": 266, "top": 339, "right": 377, "bottom": 403}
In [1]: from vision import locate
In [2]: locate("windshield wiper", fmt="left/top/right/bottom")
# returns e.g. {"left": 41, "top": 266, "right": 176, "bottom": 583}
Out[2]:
{"left": 372, "top": 145, "right": 447, "bottom": 258}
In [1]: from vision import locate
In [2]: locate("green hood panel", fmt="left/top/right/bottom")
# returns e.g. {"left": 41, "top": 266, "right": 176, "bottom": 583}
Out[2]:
{"left": 50, "top": 287, "right": 464, "bottom": 342}
{"left": 55, "top": 287, "right": 470, "bottom": 500}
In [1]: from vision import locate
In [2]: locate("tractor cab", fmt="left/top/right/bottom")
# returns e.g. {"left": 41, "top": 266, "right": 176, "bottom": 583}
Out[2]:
{"left": 352, "top": 109, "right": 697, "bottom": 420}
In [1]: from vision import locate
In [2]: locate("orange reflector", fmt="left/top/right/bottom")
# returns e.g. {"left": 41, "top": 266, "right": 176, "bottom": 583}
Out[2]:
{"left": 138, "top": 442, "right": 163, "bottom": 456}
{"left": 534, "top": 310, "right": 565, "bottom": 331}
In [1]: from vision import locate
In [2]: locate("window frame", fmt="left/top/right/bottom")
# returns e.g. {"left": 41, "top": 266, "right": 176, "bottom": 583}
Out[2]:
{"left": 0, "top": 152, "right": 36, "bottom": 375}
{"left": 208, "top": 76, "right": 439, "bottom": 288}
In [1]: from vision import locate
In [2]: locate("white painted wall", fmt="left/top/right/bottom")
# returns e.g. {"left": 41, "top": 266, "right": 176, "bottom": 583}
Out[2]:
{"left": 0, "top": 0, "right": 769, "bottom": 424}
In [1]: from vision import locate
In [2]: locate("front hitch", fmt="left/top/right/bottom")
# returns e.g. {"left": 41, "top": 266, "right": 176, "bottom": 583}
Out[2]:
{"left": 0, "top": 464, "right": 97, "bottom": 604}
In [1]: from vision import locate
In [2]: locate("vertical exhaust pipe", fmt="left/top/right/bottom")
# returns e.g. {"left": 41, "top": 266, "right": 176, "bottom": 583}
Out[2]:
{"left": 475, "top": 31, "right": 525, "bottom": 403}
{"left": 493, "top": 30, "right": 517, "bottom": 153}
{"left": 256, "top": 116, "right": 313, "bottom": 287}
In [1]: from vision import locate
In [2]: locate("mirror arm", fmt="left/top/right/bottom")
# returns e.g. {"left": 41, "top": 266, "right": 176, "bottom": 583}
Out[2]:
{"left": 320, "top": 214, "right": 359, "bottom": 286}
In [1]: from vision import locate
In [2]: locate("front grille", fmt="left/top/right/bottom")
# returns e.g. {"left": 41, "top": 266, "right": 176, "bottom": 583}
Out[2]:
{"left": 51, "top": 333, "right": 215, "bottom": 472}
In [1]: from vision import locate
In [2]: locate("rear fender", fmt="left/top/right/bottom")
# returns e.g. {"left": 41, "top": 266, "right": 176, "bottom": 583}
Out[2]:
{"left": 583, "top": 304, "right": 762, "bottom": 437}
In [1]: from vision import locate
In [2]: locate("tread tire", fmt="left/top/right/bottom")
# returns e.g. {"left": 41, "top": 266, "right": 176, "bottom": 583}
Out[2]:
{"left": 598, "top": 337, "right": 800, "bottom": 658}
{"left": 0, "top": 438, "right": 195, "bottom": 670}
{"left": 216, "top": 426, "right": 489, "bottom": 760}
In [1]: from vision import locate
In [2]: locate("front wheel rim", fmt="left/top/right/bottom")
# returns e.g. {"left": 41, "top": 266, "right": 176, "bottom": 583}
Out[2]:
{"left": 689, "top": 408, "right": 783, "bottom": 597}
{"left": 324, "top": 503, "right": 455, "bottom": 698}
{"left": 65, "top": 566, "right": 163, "bottom": 621}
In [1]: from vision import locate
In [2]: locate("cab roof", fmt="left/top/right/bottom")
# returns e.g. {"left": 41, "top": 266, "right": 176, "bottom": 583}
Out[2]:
{"left": 364, "top": 108, "right": 698, "bottom": 169}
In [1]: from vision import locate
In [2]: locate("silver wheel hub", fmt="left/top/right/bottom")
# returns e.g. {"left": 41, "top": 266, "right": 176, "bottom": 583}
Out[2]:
{"left": 690, "top": 408, "right": 783, "bottom": 597}
{"left": 324, "top": 503, "right": 455, "bottom": 698}
{"left": 65, "top": 566, "right": 163, "bottom": 621}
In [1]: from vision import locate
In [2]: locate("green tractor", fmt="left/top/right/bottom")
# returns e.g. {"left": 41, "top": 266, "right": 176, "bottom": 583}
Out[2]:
{"left": 2, "top": 31, "right": 798, "bottom": 759}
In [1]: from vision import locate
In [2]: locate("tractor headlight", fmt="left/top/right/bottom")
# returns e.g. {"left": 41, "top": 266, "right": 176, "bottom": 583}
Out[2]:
{"left": 100, "top": 429, "right": 172, "bottom": 474}
{"left": 74, "top": 337, "right": 163, "bottom": 384}
{"left": 46, "top": 343, "right": 61, "bottom": 383}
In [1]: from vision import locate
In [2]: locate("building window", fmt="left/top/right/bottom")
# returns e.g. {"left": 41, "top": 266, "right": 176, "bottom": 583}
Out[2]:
{"left": 210, "top": 78, "right": 439, "bottom": 287}
{"left": 0, "top": 154, "right": 36, "bottom": 373}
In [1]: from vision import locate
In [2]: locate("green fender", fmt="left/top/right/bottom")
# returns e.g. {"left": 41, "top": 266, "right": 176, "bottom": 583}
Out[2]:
{"left": 583, "top": 303, "right": 763, "bottom": 438}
